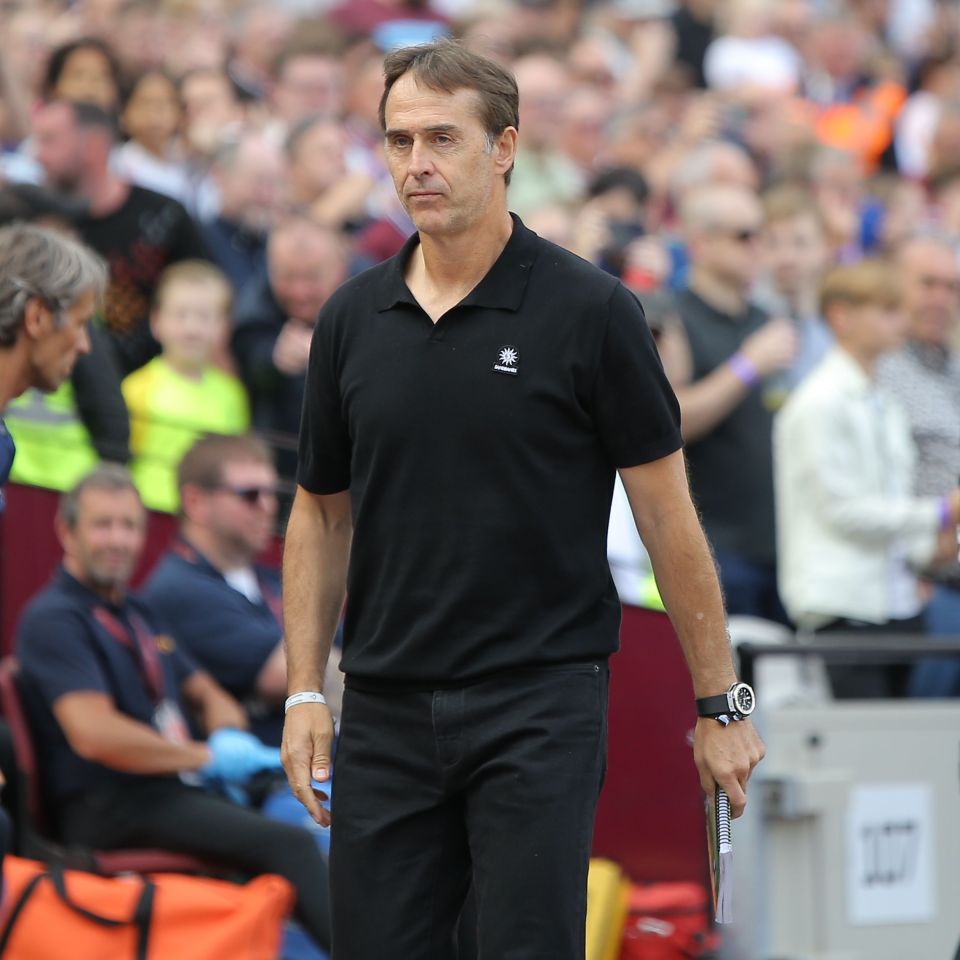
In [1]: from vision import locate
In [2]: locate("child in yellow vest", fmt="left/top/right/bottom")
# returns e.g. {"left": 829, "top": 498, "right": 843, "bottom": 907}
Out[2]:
{"left": 123, "top": 261, "right": 249, "bottom": 512}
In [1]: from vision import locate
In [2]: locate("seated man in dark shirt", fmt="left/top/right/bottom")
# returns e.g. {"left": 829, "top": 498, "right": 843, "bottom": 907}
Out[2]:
{"left": 144, "top": 434, "right": 342, "bottom": 745}
{"left": 16, "top": 463, "right": 330, "bottom": 952}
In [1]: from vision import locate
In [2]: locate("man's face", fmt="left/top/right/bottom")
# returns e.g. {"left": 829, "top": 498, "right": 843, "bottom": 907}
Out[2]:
{"left": 274, "top": 55, "right": 344, "bottom": 124}
{"left": 899, "top": 243, "right": 960, "bottom": 347}
{"left": 29, "top": 289, "right": 95, "bottom": 393}
{"left": 696, "top": 196, "right": 765, "bottom": 292}
{"left": 763, "top": 213, "right": 828, "bottom": 299}
{"left": 383, "top": 74, "right": 513, "bottom": 239}
{"left": 216, "top": 140, "right": 286, "bottom": 231}
{"left": 269, "top": 230, "right": 346, "bottom": 321}
{"left": 33, "top": 103, "right": 86, "bottom": 194}
{"left": 61, "top": 487, "right": 146, "bottom": 592}
{"left": 204, "top": 459, "right": 278, "bottom": 559}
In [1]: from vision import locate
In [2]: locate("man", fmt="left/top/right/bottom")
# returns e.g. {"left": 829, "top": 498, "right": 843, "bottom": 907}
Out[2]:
{"left": 281, "top": 41, "right": 763, "bottom": 959}
{"left": 200, "top": 132, "right": 287, "bottom": 292}
{"left": 672, "top": 184, "right": 797, "bottom": 622}
{"left": 878, "top": 236, "right": 960, "bottom": 696}
{"left": 143, "top": 434, "right": 342, "bottom": 744}
{"left": 16, "top": 464, "right": 330, "bottom": 952}
{"left": 0, "top": 222, "right": 104, "bottom": 489}
{"left": 31, "top": 99, "right": 210, "bottom": 374}
{"left": 231, "top": 216, "right": 348, "bottom": 479}
{"left": 775, "top": 261, "right": 960, "bottom": 698}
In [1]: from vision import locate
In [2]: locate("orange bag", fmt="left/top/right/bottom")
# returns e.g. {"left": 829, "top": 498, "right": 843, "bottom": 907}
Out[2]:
{"left": 0, "top": 856, "right": 295, "bottom": 959}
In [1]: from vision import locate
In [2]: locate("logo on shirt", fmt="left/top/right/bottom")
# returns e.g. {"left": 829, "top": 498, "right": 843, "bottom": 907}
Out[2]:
{"left": 492, "top": 345, "right": 519, "bottom": 376}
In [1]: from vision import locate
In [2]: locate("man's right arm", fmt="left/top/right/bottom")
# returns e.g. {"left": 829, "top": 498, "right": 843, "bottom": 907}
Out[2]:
{"left": 53, "top": 692, "right": 210, "bottom": 774}
{"left": 280, "top": 485, "right": 352, "bottom": 825}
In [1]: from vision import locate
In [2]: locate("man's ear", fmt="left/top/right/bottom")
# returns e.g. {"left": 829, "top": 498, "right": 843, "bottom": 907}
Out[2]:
{"left": 21, "top": 297, "right": 52, "bottom": 341}
{"left": 179, "top": 483, "right": 207, "bottom": 523}
{"left": 495, "top": 127, "right": 518, "bottom": 177}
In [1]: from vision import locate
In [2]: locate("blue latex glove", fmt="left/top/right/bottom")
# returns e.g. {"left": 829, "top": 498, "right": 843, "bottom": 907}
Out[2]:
{"left": 201, "top": 728, "right": 283, "bottom": 785}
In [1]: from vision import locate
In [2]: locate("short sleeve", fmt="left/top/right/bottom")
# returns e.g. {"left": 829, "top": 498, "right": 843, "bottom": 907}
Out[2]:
{"left": 297, "top": 309, "right": 352, "bottom": 494}
{"left": 17, "top": 606, "right": 111, "bottom": 706}
{"left": 592, "top": 285, "right": 683, "bottom": 468}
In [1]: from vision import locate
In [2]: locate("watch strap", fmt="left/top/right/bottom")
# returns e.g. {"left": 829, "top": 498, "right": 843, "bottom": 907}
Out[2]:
{"left": 696, "top": 692, "right": 731, "bottom": 717}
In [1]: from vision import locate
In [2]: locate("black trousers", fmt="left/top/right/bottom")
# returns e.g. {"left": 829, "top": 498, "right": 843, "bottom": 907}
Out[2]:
{"left": 59, "top": 778, "right": 331, "bottom": 951}
{"left": 330, "top": 661, "right": 609, "bottom": 960}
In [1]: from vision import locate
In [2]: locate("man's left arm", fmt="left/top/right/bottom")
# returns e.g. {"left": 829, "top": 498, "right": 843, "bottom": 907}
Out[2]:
{"left": 620, "top": 450, "right": 765, "bottom": 817}
{"left": 180, "top": 670, "right": 248, "bottom": 734}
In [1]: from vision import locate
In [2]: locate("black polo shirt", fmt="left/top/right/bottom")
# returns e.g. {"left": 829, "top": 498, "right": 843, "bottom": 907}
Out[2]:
{"left": 298, "top": 215, "right": 682, "bottom": 686}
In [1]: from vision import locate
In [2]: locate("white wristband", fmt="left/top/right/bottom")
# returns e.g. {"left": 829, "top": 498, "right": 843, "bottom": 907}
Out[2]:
{"left": 285, "top": 691, "right": 327, "bottom": 713}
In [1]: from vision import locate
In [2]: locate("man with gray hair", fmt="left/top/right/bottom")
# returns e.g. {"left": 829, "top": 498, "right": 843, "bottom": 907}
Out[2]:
{"left": 0, "top": 222, "right": 105, "bottom": 488}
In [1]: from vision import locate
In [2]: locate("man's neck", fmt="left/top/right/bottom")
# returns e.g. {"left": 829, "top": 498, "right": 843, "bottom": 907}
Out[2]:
{"left": 181, "top": 525, "right": 251, "bottom": 574}
{"left": 83, "top": 171, "right": 131, "bottom": 218}
{"left": 689, "top": 268, "right": 749, "bottom": 317}
{"left": 412, "top": 207, "right": 513, "bottom": 302}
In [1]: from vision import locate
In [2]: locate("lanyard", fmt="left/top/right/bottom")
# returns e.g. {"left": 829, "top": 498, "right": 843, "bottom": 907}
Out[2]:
{"left": 93, "top": 606, "right": 166, "bottom": 705}
{"left": 173, "top": 536, "right": 283, "bottom": 626}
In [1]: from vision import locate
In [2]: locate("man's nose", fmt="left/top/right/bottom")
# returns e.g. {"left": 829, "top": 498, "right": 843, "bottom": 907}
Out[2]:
{"left": 408, "top": 140, "right": 435, "bottom": 177}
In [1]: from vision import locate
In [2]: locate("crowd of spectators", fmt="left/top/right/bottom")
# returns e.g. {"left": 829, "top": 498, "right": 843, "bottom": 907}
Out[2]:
{"left": 2, "top": 0, "right": 960, "bottom": 692}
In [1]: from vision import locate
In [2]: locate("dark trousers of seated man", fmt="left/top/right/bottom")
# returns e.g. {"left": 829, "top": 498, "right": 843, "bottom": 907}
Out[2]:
{"left": 330, "top": 661, "right": 609, "bottom": 960}
{"left": 59, "top": 779, "right": 331, "bottom": 950}
{"left": 814, "top": 614, "right": 925, "bottom": 699}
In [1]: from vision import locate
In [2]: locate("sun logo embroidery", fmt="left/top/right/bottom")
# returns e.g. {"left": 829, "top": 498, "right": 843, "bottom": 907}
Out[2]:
{"left": 493, "top": 345, "right": 519, "bottom": 376}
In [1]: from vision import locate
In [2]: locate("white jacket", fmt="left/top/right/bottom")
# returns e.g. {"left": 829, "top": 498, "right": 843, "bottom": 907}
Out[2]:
{"left": 774, "top": 348, "right": 940, "bottom": 627}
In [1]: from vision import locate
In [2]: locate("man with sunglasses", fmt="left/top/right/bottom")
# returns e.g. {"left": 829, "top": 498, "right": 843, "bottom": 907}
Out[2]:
{"left": 143, "top": 434, "right": 341, "bottom": 745}
{"left": 671, "top": 183, "right": 799, "bottom": 624}
{"left": 0, "top": 222, "right": 105, "bottom": 494}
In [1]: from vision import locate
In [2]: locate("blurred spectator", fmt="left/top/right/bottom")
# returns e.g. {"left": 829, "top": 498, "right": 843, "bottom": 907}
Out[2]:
{"left": 179, "top": 66, "right": 246, "bottom": 180}
{"left": 671, "top": 184, "right": 796, "bottom": 622}
{"left": 31, "top": 99, "right": 210, "bottom": 374}
{"left": 122, "top": 261, "right": 249, "bottom": 513}
{"left": 15, "top": 464, "right": 331, "bottom": 953}
{"left": 752, "top": 184, "right": 833, "bottom": 402}
{"left": 201, "top": 132, "right": 287, "bottom": 292}
{"left": 143, "top": 434, "right": 343, "bottom": 745}
{"left": 877, "top": 236, "right": 960, "bottom": 696}
{"left": 808, "top": 145, "right": 866, "bottom": 260}
{"left": 115, "top": 69, "right": 192, "bottom": 207}
{"left": 0, "top": 223, "right": 105, "bottom": 491}
{"left": 670, "top": 0, "right": 718, "bottom": 88}
{"left": 227, "top": 6, "right": 294, "bottom": 102}
{"left": 775, "top": 261, "right": 960, "bottom": 697}
{"left": 270, "top": 33, "right": 346, "bottom": 132}
{"left": 231, "top": 217, "right": 348, "bottom": 478}
{"left": 42, "top": 37, "right": 124, "bottom": 114}
{"left": 508, "top": 51, "right": 583, "bottom": 219}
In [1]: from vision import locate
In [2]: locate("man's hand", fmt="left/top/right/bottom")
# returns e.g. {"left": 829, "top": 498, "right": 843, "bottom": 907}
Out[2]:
{"left": 692, "top": 717, "right": 765, "bottom": 819}
{"left": 740, "top": 317, "right": 798, "bottom": 378}
{"left": 272, "top": 320, "right": 314, "bottom": 377}
{"left": 281, "top": 702, "right": 334, "bottom": 827}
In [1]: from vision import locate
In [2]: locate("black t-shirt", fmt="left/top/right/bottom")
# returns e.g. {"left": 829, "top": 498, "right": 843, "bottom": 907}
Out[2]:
{"left": 298, "top": 215, "right": 682, "bottom": 686}
{"left": 676, "top": 288, "right": 776, "bottom": 564}
{"left": 77, "top": 186, "right": 210, "bottom": 374}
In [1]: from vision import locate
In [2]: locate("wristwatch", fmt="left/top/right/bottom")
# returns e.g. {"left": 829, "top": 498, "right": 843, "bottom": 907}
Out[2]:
{"left": 696, "top": 681, "right": 756, "bottom": 721}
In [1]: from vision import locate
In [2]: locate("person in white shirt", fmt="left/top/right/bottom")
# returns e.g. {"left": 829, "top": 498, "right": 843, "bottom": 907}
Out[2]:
{"left": 774, "top": 259, "right": 960, "bottom": 698}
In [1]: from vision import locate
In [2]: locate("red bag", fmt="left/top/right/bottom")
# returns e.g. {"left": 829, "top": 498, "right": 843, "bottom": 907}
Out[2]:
{"left": 0, "top": 856, "right": 295, "bottom": 959}
{"left": 618, "top": 882, "right": 719, "bottom": 960}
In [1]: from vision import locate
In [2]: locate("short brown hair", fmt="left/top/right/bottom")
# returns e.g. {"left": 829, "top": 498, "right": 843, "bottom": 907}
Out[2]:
{"left": 819, "top": 260, "right": 900, "bottom": 318}
{"left": 177, "top": 433, "right": 274, "bottom": 493}
{"left": 379, "top": 39, "right": 519, "bottom": 183}
{"left": 58, "top": 464, "right": 141, "bottom": 529}
{"left": 153, "top": 260, "right": 232, "bottom": 313}
{"left": 761, "top": 184, "right": 825, "bottom": 233}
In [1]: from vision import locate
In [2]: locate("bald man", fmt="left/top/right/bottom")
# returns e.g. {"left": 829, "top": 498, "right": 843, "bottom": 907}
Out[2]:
{"left": 671, "top": 184, "right": 797, "bottom": 623}
{"left": 878, "top": 236, "right": 960, "bottom": 696}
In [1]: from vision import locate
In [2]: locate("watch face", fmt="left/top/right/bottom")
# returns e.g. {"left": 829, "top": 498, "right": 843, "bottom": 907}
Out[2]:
{"left": 731, "top": 683, "right": 755, "bottom": 716}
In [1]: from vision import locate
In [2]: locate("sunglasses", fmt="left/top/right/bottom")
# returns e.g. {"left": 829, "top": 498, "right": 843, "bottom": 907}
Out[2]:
{"left": 725, "top": 227, "right": 760, "bottom": 244}
{"left": 215, "top": 485, "right": 278, "bottom": 505}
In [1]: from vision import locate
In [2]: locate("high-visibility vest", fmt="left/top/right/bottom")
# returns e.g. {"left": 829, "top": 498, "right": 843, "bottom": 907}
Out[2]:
{"left": 5, "top": 385, "right": 99, "bottom": 491}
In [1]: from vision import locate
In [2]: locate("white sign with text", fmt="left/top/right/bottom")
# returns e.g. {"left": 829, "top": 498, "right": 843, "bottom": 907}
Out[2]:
{"left": 846, "top": 783, "right": 935, "bottom": 925}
